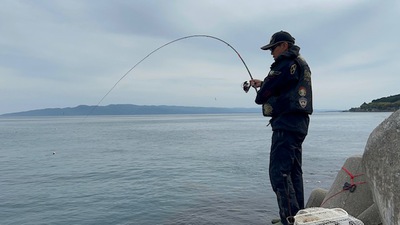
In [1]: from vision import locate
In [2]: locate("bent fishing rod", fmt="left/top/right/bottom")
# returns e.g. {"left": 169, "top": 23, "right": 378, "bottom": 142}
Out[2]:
{"left": 87, "top": 34, "right": 255, "bottom": 117}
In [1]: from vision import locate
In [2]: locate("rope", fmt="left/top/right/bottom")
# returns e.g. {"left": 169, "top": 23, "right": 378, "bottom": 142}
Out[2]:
{"left": 320, "top": 167, "right": 367, "bottom": 207}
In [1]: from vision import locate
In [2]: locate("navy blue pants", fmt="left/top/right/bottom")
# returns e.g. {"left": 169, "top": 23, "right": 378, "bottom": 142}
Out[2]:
{"left": 269, "top": 130, "right": 306, "bottom": 225}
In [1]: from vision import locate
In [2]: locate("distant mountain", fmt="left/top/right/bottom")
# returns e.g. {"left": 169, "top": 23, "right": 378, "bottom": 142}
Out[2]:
{"left": 349, "top": 94, "right": 400, "bottom": 112}
{"left": 1, "top": 104, "right": 260, "bottom": 116}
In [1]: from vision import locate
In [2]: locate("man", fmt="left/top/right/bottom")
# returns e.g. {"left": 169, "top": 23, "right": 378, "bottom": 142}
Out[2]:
{"left": 250, "top": 31, "right": 312, "bottom": 225}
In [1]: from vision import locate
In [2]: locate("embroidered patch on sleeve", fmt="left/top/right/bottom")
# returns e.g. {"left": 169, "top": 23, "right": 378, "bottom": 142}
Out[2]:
{"left": 268, "top": 70, "right": 281, "bottom": 76}
{"left": 304, "top": 69, "right": 311, "bottom": 83}
{"left": 298, "top": 86, "right": 307, "bottom": 97}
{"left": 290, "top": 64, "right": 297, "bottom": 75}
{"left": 299, "top": 97, "right": 308, "bottom": 108}
{"left": 263, "top": 103, "right": 273, "bottom": 116}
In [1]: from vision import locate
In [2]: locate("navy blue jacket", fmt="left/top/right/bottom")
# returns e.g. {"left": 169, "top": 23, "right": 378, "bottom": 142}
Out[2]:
{"left": 255, "top": 45, "right": 312, "bottom": 135}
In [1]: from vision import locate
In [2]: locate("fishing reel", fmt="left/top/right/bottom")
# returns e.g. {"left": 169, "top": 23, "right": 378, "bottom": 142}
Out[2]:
{"left": 242, "top": 81, "right": 251, "bottom": 93}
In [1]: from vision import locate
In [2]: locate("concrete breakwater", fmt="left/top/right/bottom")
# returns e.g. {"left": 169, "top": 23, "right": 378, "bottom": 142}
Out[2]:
{"left": 306, "top": 109, "right": 400, "bottom": 225}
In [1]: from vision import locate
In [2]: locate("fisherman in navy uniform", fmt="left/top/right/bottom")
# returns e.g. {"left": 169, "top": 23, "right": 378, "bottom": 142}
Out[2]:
{"left": 249, "top": 31, "right": 312, "bottom": 225}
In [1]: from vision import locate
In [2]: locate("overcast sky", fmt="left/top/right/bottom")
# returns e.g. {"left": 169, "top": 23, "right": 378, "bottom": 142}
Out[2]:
{"left": 1, "top": 0, "right": 399, "bottom": 114}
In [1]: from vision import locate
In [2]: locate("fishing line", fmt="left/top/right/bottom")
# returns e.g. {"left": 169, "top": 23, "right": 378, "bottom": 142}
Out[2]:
{"left": 87, "top": 34, "right": 254, "bottom": 117}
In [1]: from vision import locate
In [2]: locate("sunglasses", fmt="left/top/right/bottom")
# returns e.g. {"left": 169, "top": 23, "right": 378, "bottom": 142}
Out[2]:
{"left": 270, "top": 43, "right": 281, "bottom": 52}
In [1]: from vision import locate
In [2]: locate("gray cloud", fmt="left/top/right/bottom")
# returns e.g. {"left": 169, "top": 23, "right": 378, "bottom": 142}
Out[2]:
{"left": 1, "top": 0, "right": 399, "bottom": 114}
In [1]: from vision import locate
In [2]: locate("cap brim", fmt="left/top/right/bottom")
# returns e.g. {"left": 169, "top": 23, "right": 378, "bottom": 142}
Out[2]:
{"left": 261, "top": 41, "right": 291, "bottom": 50}
{"left": 260, "top": 43, "right": 274, "bottom": 50}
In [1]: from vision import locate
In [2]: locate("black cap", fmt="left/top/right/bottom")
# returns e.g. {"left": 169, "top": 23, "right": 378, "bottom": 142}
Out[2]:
{"left": 261, "top": 31, "right": 295, "bottom": 50}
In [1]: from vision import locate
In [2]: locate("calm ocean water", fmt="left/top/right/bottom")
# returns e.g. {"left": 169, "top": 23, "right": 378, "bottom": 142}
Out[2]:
{"left": 0, "top": 112, "right": 391, "bottom": 225}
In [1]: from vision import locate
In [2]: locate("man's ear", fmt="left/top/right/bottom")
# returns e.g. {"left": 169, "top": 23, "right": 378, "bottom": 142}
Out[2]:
{"left": 282, "top": 42, "right": 289, "bottom": 50}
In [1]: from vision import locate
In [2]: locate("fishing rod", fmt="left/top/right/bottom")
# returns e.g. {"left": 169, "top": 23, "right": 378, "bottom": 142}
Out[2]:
{"left": 88, "top": 34, "right": 255, "bottom": 117}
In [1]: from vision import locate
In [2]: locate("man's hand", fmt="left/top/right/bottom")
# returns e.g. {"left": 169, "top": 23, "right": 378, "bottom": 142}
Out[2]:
{"left": 250, "top": 79, "right": 263, "bottom": 88}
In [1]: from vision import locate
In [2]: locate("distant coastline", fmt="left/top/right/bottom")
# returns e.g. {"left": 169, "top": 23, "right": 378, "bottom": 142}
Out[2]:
{"left": 348, "top": 94, "right": 400, "bottom": 112}
{"left": 4, "top": 94, "right": 399, "bottom": 117}
{"left": 0, "top": 104, "right": 261, "bottom": 117}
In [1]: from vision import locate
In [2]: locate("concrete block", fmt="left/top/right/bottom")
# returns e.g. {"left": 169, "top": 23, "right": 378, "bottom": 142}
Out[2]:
{"left": 362, "top": 110, "right": 400, "bottom": 225}
{"left": 357, "top": 203, "right": 382, "bottom": 225}
{"left": 306, "top": 188, "right": 328, "bottom": 208}
{"left": 321, "top": 155, "right": 374, "bottom": 217}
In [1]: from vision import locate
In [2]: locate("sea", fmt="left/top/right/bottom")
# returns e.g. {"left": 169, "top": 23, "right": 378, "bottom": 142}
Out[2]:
{"left": 0, "top": 112, "right": 392, "bottom": 225}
